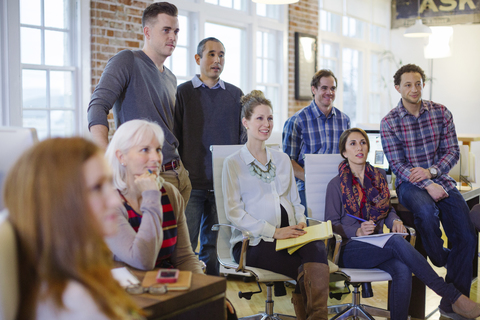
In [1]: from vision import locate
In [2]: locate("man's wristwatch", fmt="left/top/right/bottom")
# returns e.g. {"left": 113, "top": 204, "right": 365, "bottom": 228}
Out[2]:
{"left": 429, "top": 167, "right": 438, "bottom": 179}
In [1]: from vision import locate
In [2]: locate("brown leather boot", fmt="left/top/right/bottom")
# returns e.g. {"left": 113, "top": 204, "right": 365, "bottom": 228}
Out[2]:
{"left": 302, "top": 262, "right": 329, "bottom": 320}
{"left": 291, "top": 292, "right": 307, "bottom": 320}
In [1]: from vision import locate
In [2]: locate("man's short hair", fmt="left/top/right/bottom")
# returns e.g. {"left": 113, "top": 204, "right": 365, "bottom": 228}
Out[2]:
{"left": 142, "top": 2, "right": 178, "bottom": 28}
{"left": 196, "top": 37, "right": 225, "bottom": 58}
{"left": 310, "top": 69, "right": 337, "bottom": 98}
{"left": 393, "top": 64, "right": 426, "bottom": 86}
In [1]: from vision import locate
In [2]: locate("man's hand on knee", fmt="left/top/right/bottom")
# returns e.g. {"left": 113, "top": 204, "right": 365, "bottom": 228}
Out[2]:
{"left": 425, "top": 183, "right": 449, "bottom": 202}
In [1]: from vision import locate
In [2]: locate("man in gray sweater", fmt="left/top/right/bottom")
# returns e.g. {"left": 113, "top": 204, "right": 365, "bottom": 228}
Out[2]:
{"left": 87, "top": 2, "right": 191, "bottom": 204}
{"left": 174, "top": 37, "right": 243, "bottom": 275}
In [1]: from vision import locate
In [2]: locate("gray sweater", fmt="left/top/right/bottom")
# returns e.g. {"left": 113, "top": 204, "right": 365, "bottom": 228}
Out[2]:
{"left": 174, "top": 79, "right": 243, "bottom": 190}
{"left": 88, "top": 50, "right": 179, "bottom": 163}
{"left": 325, "top": 171, "right": 399, "bottom": 246}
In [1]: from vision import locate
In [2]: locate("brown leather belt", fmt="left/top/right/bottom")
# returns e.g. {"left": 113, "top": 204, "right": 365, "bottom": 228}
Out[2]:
{"left": 161, "top": 159, "right": 180, "bottom": 172}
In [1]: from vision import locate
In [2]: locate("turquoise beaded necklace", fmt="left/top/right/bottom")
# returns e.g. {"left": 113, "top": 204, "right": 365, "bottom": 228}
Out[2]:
{"left": 249, "top": 160, "right": 276, "bottom": 183}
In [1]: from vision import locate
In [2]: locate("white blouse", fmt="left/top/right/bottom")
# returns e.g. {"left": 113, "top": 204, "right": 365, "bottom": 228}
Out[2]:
{"left": 222, "top": 145, "right": 306, "bottom": 247}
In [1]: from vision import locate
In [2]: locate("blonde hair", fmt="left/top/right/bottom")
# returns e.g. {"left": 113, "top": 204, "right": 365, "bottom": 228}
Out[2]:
{"left": 4, "top": 137, "right": 140, "bottom": 319}
{"left": 105, "top": 119, "right": 165, "bottom": 194}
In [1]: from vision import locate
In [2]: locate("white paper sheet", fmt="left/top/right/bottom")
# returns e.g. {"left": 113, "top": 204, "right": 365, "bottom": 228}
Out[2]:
{"left": 111, "top": 267, "right": 140, "bottom": 287}
{"left": 351, "top": 233, "right": 408, "bottom": 248}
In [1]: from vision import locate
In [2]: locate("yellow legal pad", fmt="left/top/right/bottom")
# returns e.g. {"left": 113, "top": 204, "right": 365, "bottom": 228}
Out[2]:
{"left": 275, "top": 221, "right": 333, "bottom": 255}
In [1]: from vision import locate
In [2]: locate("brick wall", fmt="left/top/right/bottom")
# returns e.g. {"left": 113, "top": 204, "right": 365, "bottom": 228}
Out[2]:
{"left": 90, "top": 0, "right": 319, "bottom": 120}
{"left": 91, "top": 0, "right": 149, "bottom": 89}
{"left": 287, "top": 0, "right": 319, "bottom": 117}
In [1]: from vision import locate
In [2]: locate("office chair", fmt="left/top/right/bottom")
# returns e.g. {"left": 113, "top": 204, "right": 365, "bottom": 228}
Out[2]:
{"left": 210, "top": 145, "right": 297, "bottom": 320}
{"left": 0, "top": 210, "right": 19, "bottom": 320}
{"left": 304, "top": 154, "right": 415, "bottom": 320}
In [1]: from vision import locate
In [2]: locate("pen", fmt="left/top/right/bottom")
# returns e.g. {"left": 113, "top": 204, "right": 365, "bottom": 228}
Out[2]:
{"left": 148, "top": 169, "right": 153, "bottom": 174}
{"left": 346, "top": 213, "right": 376, "bottom": 226}
{"left": 294, "top": 228, "right": 305, "bottom": 232}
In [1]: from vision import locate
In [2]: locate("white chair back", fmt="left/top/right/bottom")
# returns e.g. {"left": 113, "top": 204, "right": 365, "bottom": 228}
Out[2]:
{"left": 0, "top": 210, "right": 19, "bottom": 320}
{"left": 304, "top": 154, "right": 343, "bottom": 221}
{"left": 0, "top": 127, "right": 38, "bottom": 210}
{"left": 211, "top": 145, "right": 244, "bottom": 270}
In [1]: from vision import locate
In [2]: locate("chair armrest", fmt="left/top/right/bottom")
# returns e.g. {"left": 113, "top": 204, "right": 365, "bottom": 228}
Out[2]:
{"left": 404, "top": 225, "right": 416, "bottom": 247}
{"left": 211, "top": 223, "right": 253, "bottom": 273}
{"left": 305, "top": 217, "right": 343, "bottom": 266}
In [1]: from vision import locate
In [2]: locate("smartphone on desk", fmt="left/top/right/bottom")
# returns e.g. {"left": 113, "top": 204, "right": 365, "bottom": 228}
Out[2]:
{"left": 156, "top": 269, "right": 179, "bottom": 283}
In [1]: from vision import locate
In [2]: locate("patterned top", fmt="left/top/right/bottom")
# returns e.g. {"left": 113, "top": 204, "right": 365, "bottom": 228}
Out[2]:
{"left": 282, "top": 100, "right": 350, "bottom": 191}
{"left": 380, "top": 99, "right": 459, "bottom": 191}
{"left": 120, "top": 187, "right": 178, "bottom": 268}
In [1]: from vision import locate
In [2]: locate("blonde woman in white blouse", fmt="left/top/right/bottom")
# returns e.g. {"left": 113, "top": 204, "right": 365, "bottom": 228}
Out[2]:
{"left": 222, "top": 90, "right": 329, "bottom": 320}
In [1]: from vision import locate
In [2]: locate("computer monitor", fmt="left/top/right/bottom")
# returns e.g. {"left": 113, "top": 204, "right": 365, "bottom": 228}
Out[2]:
{"left": 0, "top": 127, "right": 38, "bottom": 211}
{"left": 364, "top": 130, "right": 391, "bottom": 175}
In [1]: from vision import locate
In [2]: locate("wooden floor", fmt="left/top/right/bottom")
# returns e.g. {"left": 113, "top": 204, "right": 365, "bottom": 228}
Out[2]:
{"left": 225, "top": 261, "right": 480, "bottom": 319}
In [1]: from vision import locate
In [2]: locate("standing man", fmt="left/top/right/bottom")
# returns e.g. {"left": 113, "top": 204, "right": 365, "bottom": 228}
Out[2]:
{"left": 87, "top": 2, "right": 191, "bottom": 203}
{"left": 283, "top": 69, "right": 350, "bottom": 208}
{"left": 174, "top": 37, "right": 243, "bottom": 275}
{"left": 381, "top": 64, "right": 476, "bottom": 319}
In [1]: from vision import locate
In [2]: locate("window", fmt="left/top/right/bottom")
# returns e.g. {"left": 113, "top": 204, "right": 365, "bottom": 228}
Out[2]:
{"left": 256, "top": 4, "right": 281, "bottom": 20}
{"left": 319, "top": 10, "right": 341, "bottom": 33}
{"left": 342, "top": 48, "right": 362, "bottom": 125}
{"left": 19, "top": 0, "right": 75, "bottom": 140}
{"left": 164, "top": 14, "right": 190, "bottom": 85}
{"left": 204, "top": 0, "right": 245, "bottom": 11}
{"left": 204, "top": 22, "right": 244, "bottom": 89}
{"left": 318, "top": 2, "right": 390, "bottom": 126}
{"left": 342, "top": 16, "right": 365, "bottom": 39}
{"left": 319, "top": 42, "right": 339, "bottom": 74}
{"left": 256, "top": 30, "right": 281, "bottom": 123}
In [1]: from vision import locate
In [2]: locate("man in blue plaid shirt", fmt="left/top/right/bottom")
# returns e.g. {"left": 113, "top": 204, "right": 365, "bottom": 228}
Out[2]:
{"left": 381, "top": 64, "right": 476, "bottom": 319}
{"left": 282, "top": 69, "right": 350, "bottom": 209}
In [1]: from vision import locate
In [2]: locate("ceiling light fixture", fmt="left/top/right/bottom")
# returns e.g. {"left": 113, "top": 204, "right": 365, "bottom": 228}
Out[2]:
{"left": 404, "top": 0, "right": 432, "bottom": 38}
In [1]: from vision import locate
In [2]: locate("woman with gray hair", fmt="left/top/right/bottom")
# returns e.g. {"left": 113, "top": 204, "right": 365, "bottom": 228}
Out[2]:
{"left": 105, "top": 119, "right": 202, "bottom": 273}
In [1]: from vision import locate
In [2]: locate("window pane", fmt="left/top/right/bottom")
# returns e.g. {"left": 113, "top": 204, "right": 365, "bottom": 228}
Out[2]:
{"left": 20, "top": 0, "right": 41, "bottom": 26}
{"left": 23, "top": 110, "right": 48, "bottom": 140}
{"left": 45, "top": 0, "right": 68, "bottom": 29}
{"left": 205, "top": 23, "right": 243, "bottom": 88}
{"left": 233, "top": 0, "right": 242, "bottom": 10}
{"left": 343, "top": 16, "right": 364, "bottom": 39}
{"left": 256, "top": 31, "right": 262, "bottom": 57}
{"left": 171, "top": 47, "right": 187, "bottom": 77}
{"left": 342, "top": 48, "right": 362, "bottom": 123}
{"left": 266, "top": 60, "right": 276, "bottom": 83}
{"left": 50, "top": 71, "right": 73, "bottom": 109}
{"left": 320, "top": 10, "right": 340, "bottom": 33}
{"left": 219, "top": 0, "right": 233, "bottom": 8}
{"left": 51, "top": 110, "right": 74, "bottom": 137}
{"left": 256, "top": 4, "right": 280, "bottom": 19}
{"left": 177, "top": 15, "right": 188, "bottom": 47}
{"left": 45, "top": 30, "right": 69, "bottom": 66}
{"left": 22, "top": 70, "right": 47, "bottom": 109}
{"left": 205, "top": 0, "right": 217, "bottom": 4}
{"left": 21, "top": 27, "right": 42, "bottom": 64}
{"left": 256, "top": 58, "right": 262, "bottom": 83}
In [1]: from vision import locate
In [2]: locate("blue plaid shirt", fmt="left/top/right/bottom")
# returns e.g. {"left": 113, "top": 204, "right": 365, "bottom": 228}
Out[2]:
{"left": 380, "top": 99, "right": 459, "bottom": 191}
{"left": 282, "top": 100, "right": 351, "bottom": 191}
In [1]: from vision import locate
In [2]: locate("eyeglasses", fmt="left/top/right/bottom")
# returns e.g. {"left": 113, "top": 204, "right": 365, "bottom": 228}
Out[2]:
{"left": 126, "top": 283, "right": 168, "bottom": 295}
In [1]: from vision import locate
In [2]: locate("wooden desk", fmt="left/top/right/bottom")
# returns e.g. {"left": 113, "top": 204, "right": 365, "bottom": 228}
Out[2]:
{"left": 128, "top": 269, "right": 227, "bottom": 320}
{"left": 391, "top": 187, "right": 480, "bottom": 319}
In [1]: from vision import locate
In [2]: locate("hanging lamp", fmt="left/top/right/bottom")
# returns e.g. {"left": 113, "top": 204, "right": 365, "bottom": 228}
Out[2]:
{"left": 404, "top": 0, "right": 432, "bottom": 38}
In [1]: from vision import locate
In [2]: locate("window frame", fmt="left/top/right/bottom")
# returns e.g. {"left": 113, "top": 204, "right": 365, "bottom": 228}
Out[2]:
{"left": 1, "top": 0, "right": 90, "bottom": 137}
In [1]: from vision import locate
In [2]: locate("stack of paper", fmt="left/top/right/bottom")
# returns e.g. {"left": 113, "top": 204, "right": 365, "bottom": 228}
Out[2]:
{"left": 352, "top": 233, "right": 408, "bottom": 248}
{"left": 276, "top": 221, "right": 333, "bottom": 255}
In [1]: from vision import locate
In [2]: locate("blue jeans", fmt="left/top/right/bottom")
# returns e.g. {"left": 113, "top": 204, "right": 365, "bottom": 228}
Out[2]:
{"left": 340, "top": 235, "right": 462, "bottom": 320}
{"left": 184, "top": 189, "right": 219, "bottom": 276}
{"left": 397, "top": 182, "right": 476, "bottom": 313}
